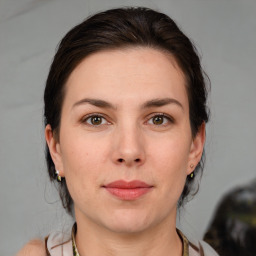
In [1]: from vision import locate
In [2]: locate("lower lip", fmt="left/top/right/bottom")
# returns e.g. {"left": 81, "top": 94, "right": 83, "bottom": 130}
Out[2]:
{"left": 104, "top": 187, "right": 152, "bottom": 200}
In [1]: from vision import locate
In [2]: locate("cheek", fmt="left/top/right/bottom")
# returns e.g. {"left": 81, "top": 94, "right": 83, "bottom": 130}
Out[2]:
{"left": 150, "top": 134, "right": 191, "bottom": 171}
{"left": 60, "top": 127, "right": 109, "bottom": 172}
{"left": 59, "top": 132, "right": 109, "bottom": 196}
{"left": 148, "top": 135, "right": 191, "bottom": 195}
{"left": 60, "top": 144, "right": 105, "bottom": 210}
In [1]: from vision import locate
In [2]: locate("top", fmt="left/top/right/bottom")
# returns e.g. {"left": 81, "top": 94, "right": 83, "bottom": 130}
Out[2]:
{"left": 45, "top": 224, "right": 219, "bottom": 256}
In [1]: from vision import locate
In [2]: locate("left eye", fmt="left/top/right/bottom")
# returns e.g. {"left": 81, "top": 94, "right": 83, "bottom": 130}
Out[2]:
{"left": 148, "top": 115, "right": 171, "bottom": 125}
{"left": 83, "top": 115, "right": 108, "bottom": 126}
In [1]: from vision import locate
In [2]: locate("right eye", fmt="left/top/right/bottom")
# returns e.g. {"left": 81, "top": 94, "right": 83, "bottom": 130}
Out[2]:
{"left": 82, "top": 115, "right": 109, "bottom": 126}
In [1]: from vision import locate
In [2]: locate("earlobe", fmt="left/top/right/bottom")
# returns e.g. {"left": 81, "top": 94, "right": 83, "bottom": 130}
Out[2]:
{"left": 45, "top": 124, "right": 64, "bottom": 177}
{"left": 187, "top": 122, "right": 206, "bottom": 174}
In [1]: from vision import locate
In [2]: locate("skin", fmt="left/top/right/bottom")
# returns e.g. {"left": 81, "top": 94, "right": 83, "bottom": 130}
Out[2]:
{"left": 19, "top": 47, "right": 205, "bottom": 256}
{"left": 16, "top": 240, "right": 46, "bottom": 256}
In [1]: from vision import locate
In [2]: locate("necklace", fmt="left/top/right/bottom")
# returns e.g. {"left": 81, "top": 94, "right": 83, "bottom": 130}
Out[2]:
{"left": 72, "top": 224, "right": 80, "bottom": 256}
{"left": 71, "top": 223, "right": 189, "bottom": 256}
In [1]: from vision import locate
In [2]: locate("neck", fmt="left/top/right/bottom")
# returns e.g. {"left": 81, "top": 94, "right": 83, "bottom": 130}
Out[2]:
{"left": 74, "top": 211, "right": 182, "bottom": 256}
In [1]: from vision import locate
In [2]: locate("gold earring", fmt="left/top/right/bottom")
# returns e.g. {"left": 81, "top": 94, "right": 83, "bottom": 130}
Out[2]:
{"left": 55, "top": 170, "right": 62, "bottom": 182}
{"left": 188, "top": 164, "right": 194, "bottom": 179}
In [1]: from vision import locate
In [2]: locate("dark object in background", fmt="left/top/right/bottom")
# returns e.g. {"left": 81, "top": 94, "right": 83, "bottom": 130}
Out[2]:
{"left": 204, "top": 179, "right": 256, "bottom": 256}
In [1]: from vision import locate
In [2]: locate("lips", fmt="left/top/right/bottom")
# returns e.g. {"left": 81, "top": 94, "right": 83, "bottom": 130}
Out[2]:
{"left": 103, "top": 180, "right": 153, "bottom": 200}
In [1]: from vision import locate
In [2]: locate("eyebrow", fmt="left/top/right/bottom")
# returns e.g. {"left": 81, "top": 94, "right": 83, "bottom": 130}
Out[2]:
{"left": 141, "top": 98, "right": 183, "bottom": 110}
{"left": 72, "top": 97, "right": 183, "bottom": 110}
{"left": 72, "top": 98, "right": 116, "bottom": 109}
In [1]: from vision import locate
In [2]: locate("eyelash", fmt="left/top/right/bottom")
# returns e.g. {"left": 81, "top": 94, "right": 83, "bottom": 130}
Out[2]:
{"left": 81, "top": 114, "right": 109, "bottom": 126}
{"left": 81, "top": 113, "right": 174, "bottom": 127}
{"left": 146, "top": 113, "right": 174, "bottom": 126}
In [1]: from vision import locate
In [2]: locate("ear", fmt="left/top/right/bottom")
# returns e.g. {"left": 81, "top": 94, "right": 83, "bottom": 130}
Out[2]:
{"left": 187, "top": 122, "right": 206, "bottom": 175}
{"left": 45, "top": 124, "right": 64, "bottom": 177}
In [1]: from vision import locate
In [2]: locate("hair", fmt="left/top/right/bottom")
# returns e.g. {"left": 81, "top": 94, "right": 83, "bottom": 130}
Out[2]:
{"left": 44, "top": 7, "right": 210, "bottom": 214}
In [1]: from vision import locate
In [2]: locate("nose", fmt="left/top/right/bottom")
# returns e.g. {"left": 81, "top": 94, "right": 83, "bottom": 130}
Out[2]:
{"left": 111, "top": 125, "right": 146, "bottom": 167}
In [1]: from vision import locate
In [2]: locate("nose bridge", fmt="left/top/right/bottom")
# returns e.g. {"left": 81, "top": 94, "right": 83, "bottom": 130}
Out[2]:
{"left": 112, "top": 119, "right": 145, "bottom": 166}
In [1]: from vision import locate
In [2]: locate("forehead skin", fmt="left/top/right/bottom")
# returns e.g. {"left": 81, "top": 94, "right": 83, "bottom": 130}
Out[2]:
{"left": 63, "top": 47, "right": 188, "bottom": 115}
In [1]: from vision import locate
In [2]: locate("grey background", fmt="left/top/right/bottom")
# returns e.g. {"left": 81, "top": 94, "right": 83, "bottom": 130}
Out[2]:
{"left": 1, "top": 0, "right": 256, "bottom": 255}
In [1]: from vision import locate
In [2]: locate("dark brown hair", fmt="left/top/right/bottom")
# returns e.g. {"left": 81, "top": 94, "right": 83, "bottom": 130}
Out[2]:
{"left": 44, "top": 7, "right": 209, "bottom": 214}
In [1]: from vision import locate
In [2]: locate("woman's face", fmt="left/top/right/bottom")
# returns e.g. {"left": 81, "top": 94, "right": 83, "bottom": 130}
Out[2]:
{"left": 46, "top": 47, "right": 205, "bottom": 234}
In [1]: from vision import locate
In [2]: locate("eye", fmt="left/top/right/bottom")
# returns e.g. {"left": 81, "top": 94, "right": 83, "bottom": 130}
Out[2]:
{"left": 83, "top": 114, "right": 109, "bottom": 126}
{"left": 147, "top": 114, "right": 173, "bottom": 126}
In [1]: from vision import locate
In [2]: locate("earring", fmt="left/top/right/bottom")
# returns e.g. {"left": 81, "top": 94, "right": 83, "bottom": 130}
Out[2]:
{"left": 189, "top": 172, "right": 194, "bottom": 179}
{"left": 55, "top": 170, "right": 62, "bottom": 182}
{"left": 188, "top": 164, "right": 195, "bottom": 179}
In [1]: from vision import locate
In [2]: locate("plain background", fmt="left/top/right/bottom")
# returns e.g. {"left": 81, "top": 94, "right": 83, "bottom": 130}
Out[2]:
{"left": 1, "top": 0, "right": 256, "bottom": 255}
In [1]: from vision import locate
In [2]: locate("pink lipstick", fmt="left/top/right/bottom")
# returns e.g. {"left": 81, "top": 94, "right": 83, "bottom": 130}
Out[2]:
{"left": 103, "top": 180, "right": 153, "bottom": 200}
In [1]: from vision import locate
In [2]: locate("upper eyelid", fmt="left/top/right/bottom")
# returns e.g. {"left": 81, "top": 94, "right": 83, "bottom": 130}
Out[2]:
{"left": 82, "top": 113, "right": 106, "bottom": 118}
{"left": 146, "top": 112, "right": 174, "bottom": 121}
{"left": 81, "top": 113, "right": 110, "bottom": 123}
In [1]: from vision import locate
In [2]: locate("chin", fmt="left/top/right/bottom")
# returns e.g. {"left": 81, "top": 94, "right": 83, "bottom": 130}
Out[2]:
{"left": 102, "top": 210, "right": 156, "bottom": 234}
{"left": 107, "top": 221, "right": 150, "bottom": 234}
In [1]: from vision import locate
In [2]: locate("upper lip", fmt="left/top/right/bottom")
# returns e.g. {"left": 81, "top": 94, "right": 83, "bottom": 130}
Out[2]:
{"left": 103, "top": 180, "right": 153, "bottom": 189}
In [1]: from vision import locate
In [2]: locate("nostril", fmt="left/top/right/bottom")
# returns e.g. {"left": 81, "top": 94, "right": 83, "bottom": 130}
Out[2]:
{"left": 117, "top": 158, "right": 141, "bottom": 163}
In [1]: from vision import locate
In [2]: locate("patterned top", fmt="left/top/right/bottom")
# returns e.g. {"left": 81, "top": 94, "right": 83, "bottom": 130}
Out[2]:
{"left": 46, "top": 223, "right": 219, "bottom": 256}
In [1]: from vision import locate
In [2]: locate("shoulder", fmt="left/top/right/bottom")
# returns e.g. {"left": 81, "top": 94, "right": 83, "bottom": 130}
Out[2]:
{"left": 177, "top": 229, "right": 219, "bottom": 256}
{"left": 178, "top": 229, "right": 219, "bottom": 256}
{"left": 16, "top": 239, "right": 47, "bottom": 256}
{"left": 189, "top": 240, "right": 219, "bottom": 256}
{"left": 198, "top": 240, "right": 219, "bottom": 256}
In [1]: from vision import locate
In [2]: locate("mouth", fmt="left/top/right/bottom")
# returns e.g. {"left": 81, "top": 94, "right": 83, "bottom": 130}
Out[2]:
{"left": 103, "top": 180, "right": 153, "bottom": 200}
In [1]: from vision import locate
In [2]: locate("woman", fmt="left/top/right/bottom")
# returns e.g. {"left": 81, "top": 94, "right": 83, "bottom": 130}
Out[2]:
{"left": 18, "top": 7, "right": 218, "bottom": 256}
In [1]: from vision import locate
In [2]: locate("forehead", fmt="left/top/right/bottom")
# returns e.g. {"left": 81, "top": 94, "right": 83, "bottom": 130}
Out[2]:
{"left": 64, "top": 47, "right": 188, "bottom": 107}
